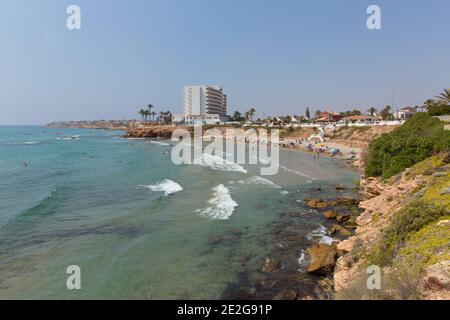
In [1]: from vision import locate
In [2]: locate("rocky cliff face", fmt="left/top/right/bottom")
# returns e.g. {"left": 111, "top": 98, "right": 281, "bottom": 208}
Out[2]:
{"left": 124, "top": 126, "right": 192, "bottom": 139}
{"left": 333, "top": 154, "right": 450, "bottom": 300}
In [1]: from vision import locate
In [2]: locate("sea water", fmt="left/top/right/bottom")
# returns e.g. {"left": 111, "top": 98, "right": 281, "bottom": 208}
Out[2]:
{"left": 0, "top": 126, "right": 357, "bottom": 299}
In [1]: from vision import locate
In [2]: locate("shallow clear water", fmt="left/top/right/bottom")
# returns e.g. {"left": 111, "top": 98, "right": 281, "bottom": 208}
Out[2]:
{"left": 0, "top": 126, "right": 358, "bottom": 299}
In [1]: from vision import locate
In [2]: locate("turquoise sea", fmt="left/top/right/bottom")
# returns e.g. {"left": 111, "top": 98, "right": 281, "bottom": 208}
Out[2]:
{"left": 0, "top": 126, "right": 358, "bottom": 299}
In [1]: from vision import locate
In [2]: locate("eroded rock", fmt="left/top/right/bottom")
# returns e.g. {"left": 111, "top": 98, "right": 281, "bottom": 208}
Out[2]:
{"left": 323, "top": 211, "right": 338, "bottom": 220}
{"left": 307, "top": 245, "right": 337, "bottom": 275}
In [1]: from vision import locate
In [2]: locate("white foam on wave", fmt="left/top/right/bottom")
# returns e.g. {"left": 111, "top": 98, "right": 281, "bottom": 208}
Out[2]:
{"left": 280, "top": 165, "right": 312, "bottom": 179}
{"left": 298, "top": 249, "right": 307, "bottom": 266}
{"left": 234, "top": 175, "right": 281, "bottom": 188}
{"left": 280, "top": 190, "right": 289, "bottom": 195}
{"left": 6, "top": 141, "right": 39, "bottom": 145}
{"left": 319, "top": 235, "right": 335, "bottom": 245}
{"left": 196, "top": 153, "right": 247, "bottom": 173}
{"left": 56, "top": 137, "right": 80, "bottom": 141}
{"left": 306, "top": 224, "right": 337, "bottom": 245}
{"left": 138, "top": 179, "right": 183, "bottom": 196}
{"left": 149, "top": 140, "right": 170, "bottom": 146}
{"left": 198, "top": 184, "right": 238, "bottom": 220}
{"left": 306, "top": 224, "right": 327, "bottom": 240}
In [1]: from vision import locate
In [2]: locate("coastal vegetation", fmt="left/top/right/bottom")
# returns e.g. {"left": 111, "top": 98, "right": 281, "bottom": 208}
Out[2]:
{"left": 365, "top": 112, "right": 450, "bottom": 179}
{"left": 336, "top": 154, "right": 450, "bottom": 300}
{"left": 137, "top": 104, "right": 172, "bottom": 125}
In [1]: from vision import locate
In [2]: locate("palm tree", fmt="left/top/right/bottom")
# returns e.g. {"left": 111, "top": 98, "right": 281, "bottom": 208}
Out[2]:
{"left": 164, "top": 111, "right": 172, "bottom": 124}
{"left": 380, "top": 105, "right": 392, "bottom": 120}
{"left": 147, "top": 104, "right": 154, "bottom": 114}
{"left": 232, "top": 111, "right": 242, "bottom": 121}
{"left": 436, "top": 89, "right": 450, "bottom": 104}
{"left": 247, "top": 108, "right": 256, "bottom": 122}
{"left": 367, "top": 107, "right": 377, "bottom": 116}
{"left": 423, "top": 99, "right": 436, "bottom": 111}
{"left": 150, "top": 111, "right": 156, "bottom": 124}
{"left": 138, "top": 109, "right": 146, "bottom": 122}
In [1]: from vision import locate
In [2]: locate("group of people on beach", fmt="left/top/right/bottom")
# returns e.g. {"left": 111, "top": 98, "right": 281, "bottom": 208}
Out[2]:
{"left": 279, "top": 138, "right": 343, "bottom": 162}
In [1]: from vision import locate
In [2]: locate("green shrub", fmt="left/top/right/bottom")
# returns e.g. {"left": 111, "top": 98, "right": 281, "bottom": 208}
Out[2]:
{"left": 428, "top": 103, "right": 450, "bottom": 116}
{"left": 365, "top": 113, "right": 450, "bottom": 179}
{"left": 368, "top": 200, "right": 448, "bottom": 266}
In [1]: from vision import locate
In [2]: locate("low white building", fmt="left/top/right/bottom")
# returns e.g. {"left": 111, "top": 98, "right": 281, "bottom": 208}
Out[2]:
{"left": 172, "top": 114, "right": 230, "bottom": 126}
{"left": 393, "top": 107, "right": 416, "bottom": 120}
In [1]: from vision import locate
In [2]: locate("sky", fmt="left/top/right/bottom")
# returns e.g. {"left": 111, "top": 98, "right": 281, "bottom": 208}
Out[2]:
{"left": 0, "top": 0, "right": 449, "bottom": 125}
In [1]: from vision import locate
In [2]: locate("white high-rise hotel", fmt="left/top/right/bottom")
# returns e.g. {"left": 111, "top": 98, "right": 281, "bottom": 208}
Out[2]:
{"left": 184, "top": 85, "right": 227, "bottom": 116}
{"left": 173, "top": 85, "right": 229, "bottom": 125}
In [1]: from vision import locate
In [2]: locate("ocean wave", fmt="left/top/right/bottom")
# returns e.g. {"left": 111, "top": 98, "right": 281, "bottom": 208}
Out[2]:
{"left": 298, "top": 249, "right": 307, "bottom": 265}
{"left": 233, "top": 175, "right": 281, "bottom": 188}
{"left": 319, "top": 235, "right": 335, "bottom": 245}
{"left": 138, "top": 179, "right": 183, "bottom": 196}
{"left": 306, "top": 224, "right": 327, "bottom": 240}
{"left": 56, "top": 136, "right": 80, "bottom": 141}
{"left": 195, "top": 153, "right": 247, "bottom": 174}
{"left": 280, "top": 165, "right": 312, "bottom": 179}
{"left": 198, "top": 184, "right": 238, "bottom": 220}
{"left": 5, "top": 141, "right": 39, "bottom": 145}
{"left": 10, "top": 188, "right": 59, "bottom": 223}
{"left": 149, "top": 140, "right": 170, "bottom": 146}
{"left": 306, "top": 224, "right": 337, "bottom": 245}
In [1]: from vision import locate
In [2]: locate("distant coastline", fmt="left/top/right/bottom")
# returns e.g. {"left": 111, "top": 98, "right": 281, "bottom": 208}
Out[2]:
{"left": 46, "top": 120, "right": 136, "bottom": 131}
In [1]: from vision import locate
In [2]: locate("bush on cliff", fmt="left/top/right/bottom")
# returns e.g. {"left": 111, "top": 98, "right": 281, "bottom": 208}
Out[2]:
{"left": 368, "top": 200, "right": 448, "bottom": 266}
{"left": 427, "top": 103, "right": 450, "bottom": 116}
{"left": 365, "top": 113, "right": 450, "bottom": 179}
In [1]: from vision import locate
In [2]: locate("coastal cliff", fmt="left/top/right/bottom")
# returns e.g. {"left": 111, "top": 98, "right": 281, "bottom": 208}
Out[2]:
{"left": 329, "top": 113, "right": 450, "bottom": 300}
{"left": 299, "top": 113, "right": 449, "bottom": 300}
{"left": 123, "top": 125, "right": 191, "bottom": 139}
{"left": 334, "top": 154, "right": 449, "bottom": 299}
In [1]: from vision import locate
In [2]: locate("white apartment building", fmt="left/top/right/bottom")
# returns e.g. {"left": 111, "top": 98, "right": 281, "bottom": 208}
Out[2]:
{"left": 173, "top": 85, "right": 229, "bottom": 125}
{"left": 184, "top": 85, "right": 227, "bottom": 116}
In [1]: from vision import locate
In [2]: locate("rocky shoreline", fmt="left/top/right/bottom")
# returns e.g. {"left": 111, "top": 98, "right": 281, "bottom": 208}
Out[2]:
{"left": 218, "top": 184, "right": 363, "bottom": 300}
{"left": 217, "top": 154, "right": 449, "bottom": 300}
{"left": 333, "top": 154, "right": 450, "bottom": 299}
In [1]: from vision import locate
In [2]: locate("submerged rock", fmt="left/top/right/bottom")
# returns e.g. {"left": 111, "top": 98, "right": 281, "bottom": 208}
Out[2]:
{"left": 305, "top": 198, "right": 329, "bottom": 209}
{"left": 323, "top": 210, "right": 338, "bottom": 220}
{"left": 255, "top": 203, "right": 269, "bottom": 209}
{"left": 336, "top": 213, "right": 351, "bottom": 223}
{"left": 335, "top": 197, "right": 359, "bottom": 205}
{"left": 288, "top": 212, "right": 301, "bottom": 217}
{"left": 273, "top": 289, "right": 297, "bottom": 300}
{"left": 208, "top": 236, "right": 223, "bottom": 245}
{"left": 286, "top": 234, "right": 302, "bottom": 242}
{"left": 307, "top": 245, "right": 337, "bottom": 275}
{"left": 262, "top": 257, "right": 279, "bottom": 273}
{"left": 227, "top": 228, "right": 243, "bottom": 235}
{"left": 329, "top": 224, "right": 352, "bottom": 237}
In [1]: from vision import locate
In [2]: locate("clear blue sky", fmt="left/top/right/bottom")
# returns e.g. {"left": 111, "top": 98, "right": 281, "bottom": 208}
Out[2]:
{"left": 1, "top": 0, "right": 449, "bottom": 125}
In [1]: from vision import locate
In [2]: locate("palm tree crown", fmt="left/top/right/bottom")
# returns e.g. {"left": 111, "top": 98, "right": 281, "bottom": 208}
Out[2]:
{"left": 436, "top": 88, "right": 450, "bottom": 104}
{"left": 367, "top": 107, "right": 377, "bottom": 116}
